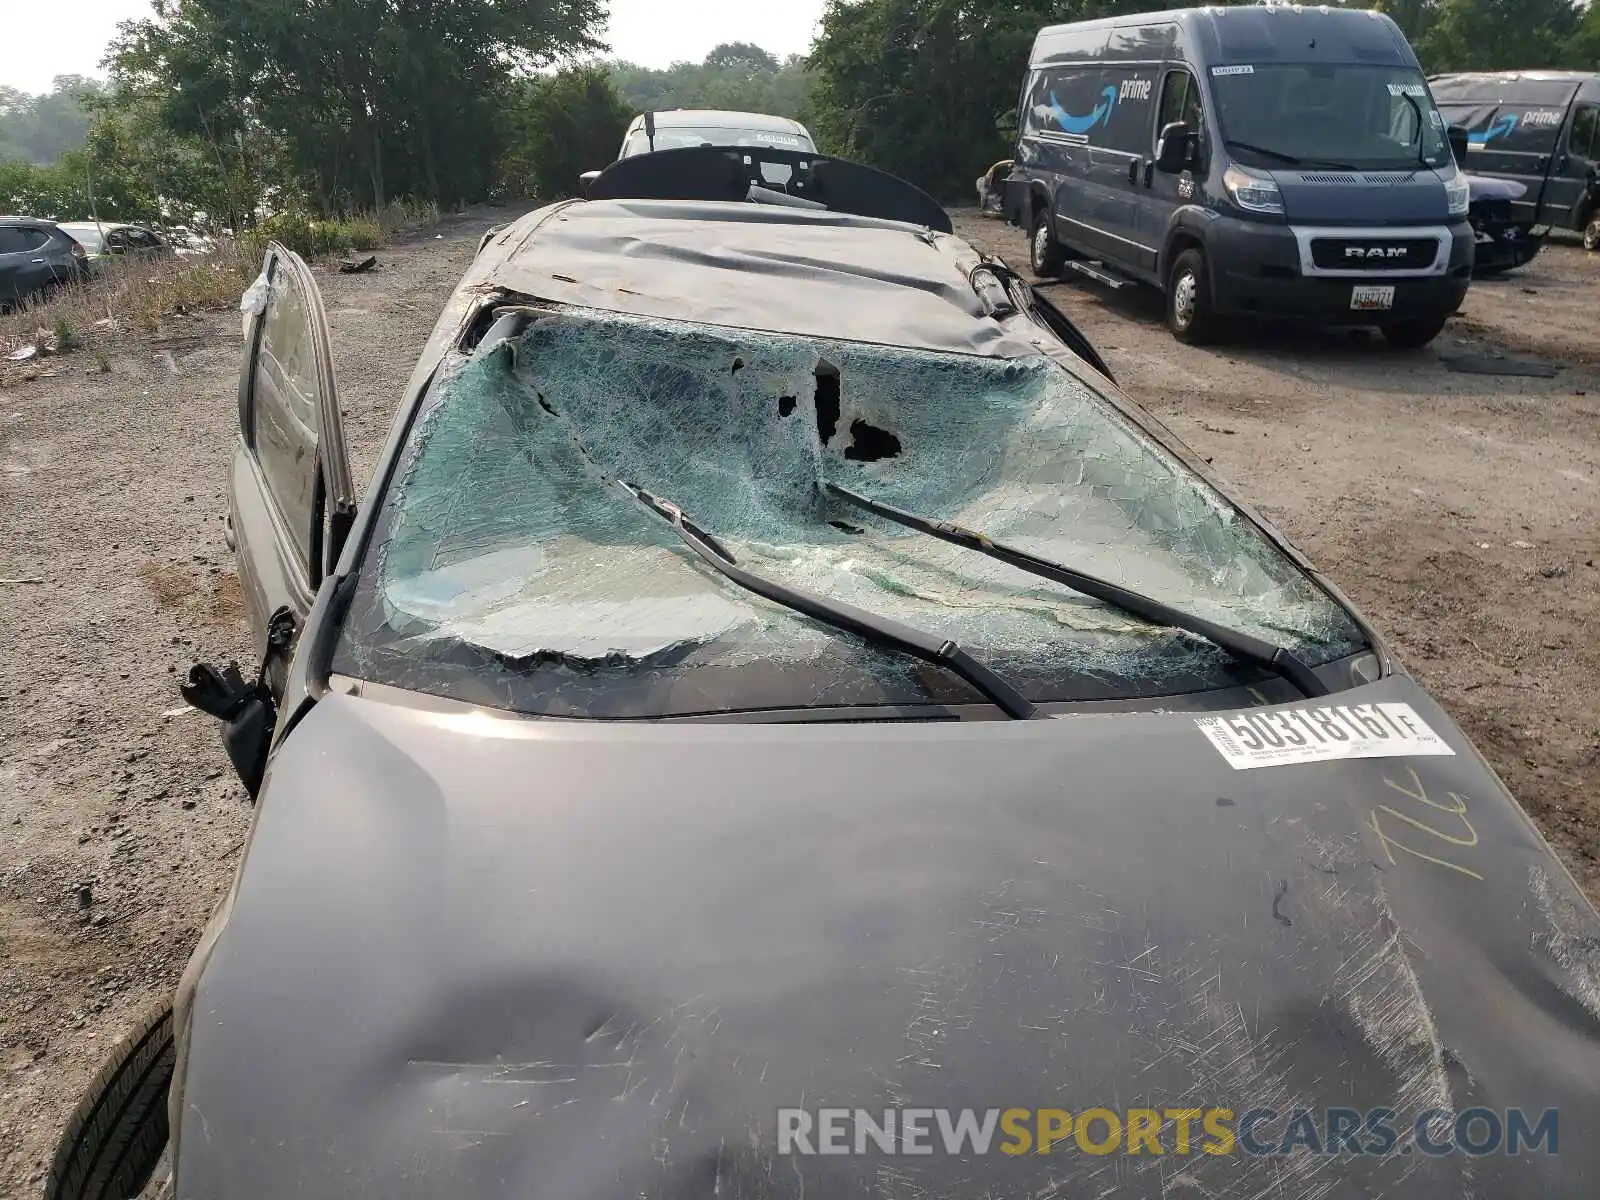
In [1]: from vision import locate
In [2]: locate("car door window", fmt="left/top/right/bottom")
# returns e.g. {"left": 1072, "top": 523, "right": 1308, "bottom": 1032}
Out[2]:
{"left": 245, "top": 249, "right": 343, "bottom": 577}
{"left": 1157, "top": 71, "right": 1201, "bottom": 137}
{"left": 0, "top": 228, "right": 40, "bottom": 253}
{"left": 1570, "top": 105, "right": 1598, "bottom": 161}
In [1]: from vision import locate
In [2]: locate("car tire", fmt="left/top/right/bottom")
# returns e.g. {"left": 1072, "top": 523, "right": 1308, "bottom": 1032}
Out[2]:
{"left": 46, "top": 1005, "right": 174, "bottom": 1200}
{"left": 1166, "top": 248, "right": 1218, "bottom": 344}
{"left": 1379, "top": 314, "right": 1450, "bottom": 350}
{"left": 1585, "top": 216, "right": 1600, "bottom": 252}
{"left": 1030, "top": 208, "right": 1066, "bottom": 278}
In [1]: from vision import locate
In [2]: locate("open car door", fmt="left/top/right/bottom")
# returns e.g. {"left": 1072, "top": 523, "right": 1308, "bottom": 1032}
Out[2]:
{"left": 183, "top": 242, "right": 355, "bottom": 794}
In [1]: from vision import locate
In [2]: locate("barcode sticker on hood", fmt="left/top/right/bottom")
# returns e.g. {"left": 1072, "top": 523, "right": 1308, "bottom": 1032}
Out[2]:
{"left": 1196, "top": 702, "right": 1455, "bottom": 770}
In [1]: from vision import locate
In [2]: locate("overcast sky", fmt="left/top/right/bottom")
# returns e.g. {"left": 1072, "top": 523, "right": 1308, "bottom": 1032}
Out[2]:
{"left": 1, "top": 1, "right": 828, "bottom": 95}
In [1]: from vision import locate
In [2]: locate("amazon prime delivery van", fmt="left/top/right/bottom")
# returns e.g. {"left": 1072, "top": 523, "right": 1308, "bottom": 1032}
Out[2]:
{"left": 1428, "top": 71, "right": 1600, "bottom": 241}
{"left": 1006, "top": 4, "right": 1473, "bottom": 347}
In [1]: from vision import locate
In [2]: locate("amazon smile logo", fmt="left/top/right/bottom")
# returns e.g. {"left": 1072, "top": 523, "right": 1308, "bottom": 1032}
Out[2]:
{"left": 1049, "top": 85, "right": 1118, "bottom": 135}
{"left": 1466, "top": 113, "right": 1518, "bottom": 147}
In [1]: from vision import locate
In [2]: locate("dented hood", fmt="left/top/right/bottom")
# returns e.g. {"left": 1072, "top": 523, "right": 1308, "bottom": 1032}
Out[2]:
{"left": 174, "top": 679, "right": 1600, "bottom": 1198}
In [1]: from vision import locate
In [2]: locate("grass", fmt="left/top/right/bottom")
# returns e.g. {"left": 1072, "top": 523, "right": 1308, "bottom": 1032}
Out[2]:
{"left": 0, "top": 244, "right": 258, "bottom": 349}
{"left": 0, "top": 198, "right": 444, "bottom": 358}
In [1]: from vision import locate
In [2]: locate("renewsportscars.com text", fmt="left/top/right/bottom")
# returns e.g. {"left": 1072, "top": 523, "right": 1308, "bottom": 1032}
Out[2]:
{"left": 776, "top": 1106, "right": 1558, "bottom": 1158}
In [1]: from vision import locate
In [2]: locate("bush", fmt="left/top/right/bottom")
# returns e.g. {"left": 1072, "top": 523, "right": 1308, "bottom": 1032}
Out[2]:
{"left": 246, "top": 210, "right": 385, "bottom": 259}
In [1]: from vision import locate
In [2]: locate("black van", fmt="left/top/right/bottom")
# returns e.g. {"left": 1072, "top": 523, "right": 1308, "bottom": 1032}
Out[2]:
{"left": 1429, "top": 71, "right": 1600, "bottom": 249}
{"left": 1005, "top": 3, "right": 1473, "bottom": 347}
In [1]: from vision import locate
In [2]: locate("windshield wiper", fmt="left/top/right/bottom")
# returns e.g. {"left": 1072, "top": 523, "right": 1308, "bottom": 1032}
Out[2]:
{"left": 619, "top": 481, "right": 1040, "bottom": 720}
{"left": 1223, "top": 139, "right": 1301, "bottom": 166}
{"left": 824, "top": 483, "right": 1331, "bottom": 699}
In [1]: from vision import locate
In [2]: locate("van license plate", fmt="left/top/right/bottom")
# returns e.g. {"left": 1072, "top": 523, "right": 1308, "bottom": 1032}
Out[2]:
{"left": 1350, "top": 285, "right": 1395, "bottom": 311}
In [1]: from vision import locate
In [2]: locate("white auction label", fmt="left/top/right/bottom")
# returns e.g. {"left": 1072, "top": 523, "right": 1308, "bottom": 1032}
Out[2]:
{"left": 1196, "top": 702, "right": 1455, "bottom": 770}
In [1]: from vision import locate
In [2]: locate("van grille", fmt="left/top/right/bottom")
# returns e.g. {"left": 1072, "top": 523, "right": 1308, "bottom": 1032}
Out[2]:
{"left": 1310, "top": 237, "right": 1439, "bottom": 270}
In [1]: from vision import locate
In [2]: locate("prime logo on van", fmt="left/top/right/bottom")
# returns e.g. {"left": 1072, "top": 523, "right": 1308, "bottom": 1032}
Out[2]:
{"left": 1119, "top": 78, "right": 1152, "bottom": 102}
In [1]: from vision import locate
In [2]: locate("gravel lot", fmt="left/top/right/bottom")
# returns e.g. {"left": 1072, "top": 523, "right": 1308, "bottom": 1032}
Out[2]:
{"left": 2, "top": 205, "right": 1597, "bottom": 1193}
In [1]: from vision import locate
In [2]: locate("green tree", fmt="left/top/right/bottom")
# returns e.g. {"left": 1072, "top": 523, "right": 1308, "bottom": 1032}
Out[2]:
{"left": 499, "top": 66, "right": 632, "bottom": 200}
{"left": 808, "top": 0, "right": 1121, "bottom": 199}
{"left": 609, "top": 46, "right": 814, "bottom": 121}
{"left": 703, "top": 42, "right": 781, "bottom": 75}
{"left": 108, "top": 0, "right": 608, "bottom": 214}
{"left": 1560, "top": 1, "right": 1600, "bottom": 70}
{"left": 1418, "top": 0, "right": 1583, "bottom": 72}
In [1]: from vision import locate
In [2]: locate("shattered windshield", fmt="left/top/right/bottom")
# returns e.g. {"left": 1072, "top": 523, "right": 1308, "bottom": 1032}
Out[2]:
{"left": 332, "top": 309, "right": 1363, "bottom": 717}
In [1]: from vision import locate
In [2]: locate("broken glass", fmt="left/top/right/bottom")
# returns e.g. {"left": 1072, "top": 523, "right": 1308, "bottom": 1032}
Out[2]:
{"left": 333, "top": 309, "right": 1363, "bottom": 716}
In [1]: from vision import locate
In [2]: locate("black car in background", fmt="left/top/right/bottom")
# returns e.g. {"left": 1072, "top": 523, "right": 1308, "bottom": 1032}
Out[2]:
{"left": 0, "top": 216, "right": 88, "bottom": 308}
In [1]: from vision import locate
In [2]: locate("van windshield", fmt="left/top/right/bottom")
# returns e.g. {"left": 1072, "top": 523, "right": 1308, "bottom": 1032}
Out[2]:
{"left": 1210, "top": 65, "right": 1451, "bottom": 171}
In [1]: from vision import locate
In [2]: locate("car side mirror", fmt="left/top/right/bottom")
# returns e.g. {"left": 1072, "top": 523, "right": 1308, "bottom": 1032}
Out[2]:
{"left": 1447, "top": 124, "right": 1470, "bottom": 167}
{"left": 578, "top": 170, "right": 602, "bottom": 197}
{"left": 1155, "top": 121, "right": 1192, "bottom": 173}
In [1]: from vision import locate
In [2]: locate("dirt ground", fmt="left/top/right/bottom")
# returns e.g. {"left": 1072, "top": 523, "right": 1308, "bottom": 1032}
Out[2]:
{"left": 1, "top": 205, "right": 1597, "bottom": 1194}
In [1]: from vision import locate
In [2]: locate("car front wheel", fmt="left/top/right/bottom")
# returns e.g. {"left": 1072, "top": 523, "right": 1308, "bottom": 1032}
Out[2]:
{"left": 1166, "top": 248, "right": 1218, "bottom": 343}
{"left": 46, "top": 1006, "right": 174, "bottom": 1200}
{"left": 1030, "top": 209, "right": 1065, "bottom": 278}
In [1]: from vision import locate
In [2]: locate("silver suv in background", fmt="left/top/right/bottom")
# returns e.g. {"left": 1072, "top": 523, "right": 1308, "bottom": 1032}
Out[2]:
{"left": 57, "top": 221, "right": 174, "bottom": 276}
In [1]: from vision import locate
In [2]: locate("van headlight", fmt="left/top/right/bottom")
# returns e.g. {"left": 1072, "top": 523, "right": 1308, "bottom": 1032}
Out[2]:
{"left": 1442, "top": 169, "right": 1470, "bottom": 217}
{"left": 1222, "top": 165, "right": 1284, "bottom": 215}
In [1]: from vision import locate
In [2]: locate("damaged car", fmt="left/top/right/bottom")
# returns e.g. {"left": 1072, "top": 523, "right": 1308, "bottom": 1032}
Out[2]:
{"left": 50, "top": 145, "right": 1600, "bottom": 1200}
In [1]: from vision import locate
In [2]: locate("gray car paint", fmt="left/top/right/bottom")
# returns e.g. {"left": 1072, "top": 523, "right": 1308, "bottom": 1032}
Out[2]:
{"left": 170, "top": 198, "right": 1600, "bottom": 1198}
{"left": 171, "top": 677, "right": 1600, "bottom": 1197}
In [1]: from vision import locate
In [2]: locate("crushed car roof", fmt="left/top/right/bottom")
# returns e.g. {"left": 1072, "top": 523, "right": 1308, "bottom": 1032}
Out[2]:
{"left": 475, "top": 199, "right": 1045, "bottom": 358}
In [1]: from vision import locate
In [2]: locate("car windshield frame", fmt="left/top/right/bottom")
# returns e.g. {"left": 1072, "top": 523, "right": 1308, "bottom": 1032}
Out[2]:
{"left": 1208, "top": 63, "right": 1453, "bottom": 171}
{"left": 330, "top": 306, "right": 1367, "bottom": 720}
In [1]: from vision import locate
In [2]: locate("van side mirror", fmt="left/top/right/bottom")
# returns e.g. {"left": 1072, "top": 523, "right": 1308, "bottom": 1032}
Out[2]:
{"left": 578, "top": 169, "right": 602, "bottom": 197}
{"left": 1447, "top": 124, "right": 1470, "bottom": 167}
{"left": 1155, "top": 121, "right": 1192, "bottom": 173}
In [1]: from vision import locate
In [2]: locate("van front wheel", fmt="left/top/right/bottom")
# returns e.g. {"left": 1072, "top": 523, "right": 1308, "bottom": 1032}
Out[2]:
{"left": 1166, "top": 248, "right": 1218, "bottom": 343}
{"left": 1030, "top": 210, "right": 1065, "bottom": 277}
{"left": 1379, "top": 314, "right": 1449, "bottom": 349}
{"left": 1584, "top": 215, "right": 1599, "bottom": 252}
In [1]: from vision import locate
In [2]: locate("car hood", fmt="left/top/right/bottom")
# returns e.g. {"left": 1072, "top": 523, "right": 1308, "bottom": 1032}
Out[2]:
{"left": 173, "top": 680, "right": 1600, "bottom": 1198}
{"left": 1467, "top": 173, "right": 1529, "bottom": 202}
{"left": 1272, "top": 168, "right": 1453, "bottom": 225}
